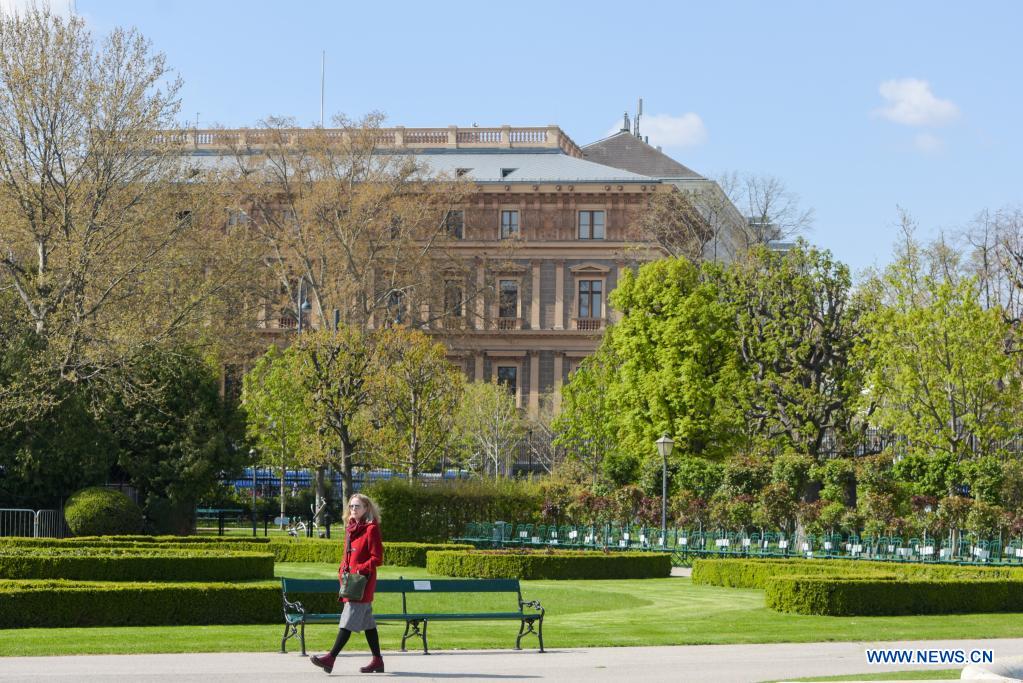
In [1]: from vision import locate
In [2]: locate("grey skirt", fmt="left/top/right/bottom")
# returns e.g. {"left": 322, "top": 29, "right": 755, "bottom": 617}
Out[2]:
{"left": 338, "top": 601, "right": 376, "bottom": 632}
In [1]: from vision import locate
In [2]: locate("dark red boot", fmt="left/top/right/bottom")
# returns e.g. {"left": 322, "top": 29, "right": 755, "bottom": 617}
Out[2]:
{"left": 360, "top": 656, "right": 385, "bottom": 673}
{"left": 310, "top": 653, "right": 336, "bottom": 673}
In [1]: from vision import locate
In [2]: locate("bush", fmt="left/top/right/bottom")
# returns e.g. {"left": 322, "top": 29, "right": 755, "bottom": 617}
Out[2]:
{"left": 64, "top": 488, "right": 144, "bottom": 536}
{"left": 692, "top": 558, "right": 1023, "bottom": 589}
{"left": 363, "top": 479, "right": 542, "bottom": 542}
{"left": 0, "top": 547, "right": 273, "bottom": 581}
{"left": 0, "top": 579, "right": 284, "bottom": 628}
{"left": 426, "top": 549, "right": 671, "bottom": 580}
{"left": 766, "top": 575, "right": 1023, "bottom": 616}
{"left": 268, "top": 539, "right": 472, "bottom": 566}
{"left": 0, "top": 537, "right": 470, "bottom": 567}
{"left": 691, "top": 559, "right": 888, "bottom": 589}
{"left": 0, "top": 535, "right": 272, "bottom": 546}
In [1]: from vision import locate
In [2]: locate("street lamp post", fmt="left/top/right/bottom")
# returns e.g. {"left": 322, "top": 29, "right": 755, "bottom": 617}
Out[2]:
{"left": 249, "top": 449, "right": 257, "bottom": 537}
{"left": 656, "top": 434, "right": 675, "bottom": 547}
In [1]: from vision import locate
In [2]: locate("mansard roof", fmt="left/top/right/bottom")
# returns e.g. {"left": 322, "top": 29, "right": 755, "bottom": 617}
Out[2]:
{"left": 415, "top": 151, "right": 654, "bottom": 183}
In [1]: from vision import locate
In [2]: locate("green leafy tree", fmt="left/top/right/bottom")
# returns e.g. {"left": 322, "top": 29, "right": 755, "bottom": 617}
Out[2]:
{"left": 607, "top": 258, "right": 742, "bottom": 464}
{"left": 718, "top": 241, "right": 862, "bottom": 460}
{"left": 856, "top": 253, "right": 1023, "bottom": 469}
{"left": 102, "top": 348, "right": 244, "bottom": 533}
{"left": 553, "top": 346, "right": 621, "bottom": 485}
{"left": 242, "top": 344, "right": 309, "bottom": 526}
{"left": 367, "top": 326, "right": 463, "bottom": 478}
{"left": 295, "top": 326, "right": 376, "bottom": 510}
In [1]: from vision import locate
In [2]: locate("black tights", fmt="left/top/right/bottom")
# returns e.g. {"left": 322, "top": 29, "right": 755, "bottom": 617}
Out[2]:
{"left": 329, "top": 628, "right": 381, "bottom": 658}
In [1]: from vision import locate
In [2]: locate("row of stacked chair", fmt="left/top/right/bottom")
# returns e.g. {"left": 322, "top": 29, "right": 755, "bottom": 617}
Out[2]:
{"left": 453, "top": 523, "right": 1023, "bottom": 565}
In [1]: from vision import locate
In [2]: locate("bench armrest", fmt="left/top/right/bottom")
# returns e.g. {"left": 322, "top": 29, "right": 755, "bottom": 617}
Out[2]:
{"left": 519, "top": 599, "right": 544, "bottom": 618}
{"left": 283, "top": 596, "right": 307, "bottom": 616}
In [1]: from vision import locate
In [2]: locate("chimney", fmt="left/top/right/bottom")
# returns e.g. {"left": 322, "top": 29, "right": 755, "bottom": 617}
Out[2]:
{"left": 622, "top": 112, "right": 630, "bottom": 133}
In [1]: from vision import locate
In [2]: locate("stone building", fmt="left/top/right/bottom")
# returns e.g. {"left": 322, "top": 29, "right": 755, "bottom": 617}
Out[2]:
{"left": 190, "top": 124, "right": 744, "bottom": 415}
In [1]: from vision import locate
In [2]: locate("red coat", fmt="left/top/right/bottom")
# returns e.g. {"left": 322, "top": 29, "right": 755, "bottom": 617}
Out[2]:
{"left": 339, "top": 521, "right": 383, "bottom": 603}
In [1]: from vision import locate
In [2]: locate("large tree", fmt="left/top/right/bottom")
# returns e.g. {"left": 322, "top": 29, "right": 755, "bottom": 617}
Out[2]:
{"left": 0, "top": 8, "right": 254, "bottom": 426}
{"left": 553, "top": 346, "right": 622, "bottom": 485}
{"left": 856, "top": 233, "right": 1023, "bottom": 468}
{"left": 295, "top": 326, "right": 376, "bottom": 508}
{"left": 366, "top": 326, "right": 463, "bottom": 478}
{"left": 605, "top": 257, "right": 742, "bottom": 464}
{"left": 223, "top": 114, "right": 479, "bottom": 333}
{"left": 102, "top": 347, "right": 244, "bottom": 533}
{"left": 718, "top": 241, "right": 862, "bottom": 460}
{"left": 241, "top": 344, "right": 309, "bottom": 527}
{"left": 452, "top": 381, "right": 524, "bottom": 477}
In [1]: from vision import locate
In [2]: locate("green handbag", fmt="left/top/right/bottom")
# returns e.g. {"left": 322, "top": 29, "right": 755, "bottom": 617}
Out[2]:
{"left": 339, "top": 533, "right": 367, "bottom": 600}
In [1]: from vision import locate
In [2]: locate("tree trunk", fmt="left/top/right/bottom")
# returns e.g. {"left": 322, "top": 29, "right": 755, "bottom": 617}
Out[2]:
{"left": 314, "top": 466, "right": 327, "bottom": 527}
{"left": 340, "top": 440, "right": 355, "bottom": 510}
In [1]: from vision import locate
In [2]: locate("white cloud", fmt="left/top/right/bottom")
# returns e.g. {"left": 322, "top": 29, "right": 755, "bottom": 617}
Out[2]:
{"left": 606, "top": 112, "right": 708, "bottom": 147}
{"left": 913, "top": 132, "right": 944, "bottom": 154}
{"left": 874, "top": 78, "right": 959, "bottom": 126}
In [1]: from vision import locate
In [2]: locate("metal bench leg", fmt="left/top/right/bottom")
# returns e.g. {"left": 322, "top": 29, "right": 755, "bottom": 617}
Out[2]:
{"left": 300, "top": 622, "right": 307, "bottom": 656}
{"left": 281, "top": 622, "right": 297, "bottom": 653}
{"left": 423, "top": 620, "right": 429, "bottom": 655}
{"left": 402, "top": 620, "right": 427, "bottom": 654}
{"left": 516, "top": 617, "right": 544, "bottom": 652}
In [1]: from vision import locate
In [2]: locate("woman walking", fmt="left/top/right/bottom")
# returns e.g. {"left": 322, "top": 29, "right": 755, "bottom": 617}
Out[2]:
{"left": 310, "top": 493, "right": 385, "bottom": 674}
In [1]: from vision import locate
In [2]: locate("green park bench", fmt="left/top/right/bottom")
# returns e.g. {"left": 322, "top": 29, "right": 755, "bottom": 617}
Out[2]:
{"left": 280, "top": 576, "right": 545, "bottom": 656}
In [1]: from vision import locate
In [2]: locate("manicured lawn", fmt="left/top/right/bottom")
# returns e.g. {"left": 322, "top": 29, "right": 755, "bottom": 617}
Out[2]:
{"left": 775, "top": 670, "right": 960, "bottom": 681}
{"left": 2, "top": 564, "right": 1023, "bottom": 656}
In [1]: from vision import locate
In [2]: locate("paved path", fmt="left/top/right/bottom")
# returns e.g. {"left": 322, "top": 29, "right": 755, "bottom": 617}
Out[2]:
{"left": 3, "top": 638, "right": 1022, "bottom": 682}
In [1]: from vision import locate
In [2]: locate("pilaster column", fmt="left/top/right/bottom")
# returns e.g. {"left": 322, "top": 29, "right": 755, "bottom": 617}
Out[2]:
{"left": 553, "top": 260, "right": 565, "bottom": 330}
{"left": 528, "top": 351, "right": 540, "bottom": 418}
{"left": 474, "top": 353, "right": 484, "bottom": 382}
{"left": 553, "top": 352, "right": 564, "bottom": 412}
{"left": 530, "top": 260, "right": 541, "bottom": 329}
{"left": 475, "top": 258, "right": 486, "bottom": 329}
{"left": 612, "top": 260, "right": 626, "bottom": 324}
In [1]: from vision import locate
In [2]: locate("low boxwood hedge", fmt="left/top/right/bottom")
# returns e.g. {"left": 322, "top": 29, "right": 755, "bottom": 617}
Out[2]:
{"left": 692, "top": 558, "right": 1023, "bottom": 589}
{"left": 0, "top": 548, "right": 274, "bottom": 582}
{"left": 765, "top": 575, "right": 1023, "bottom": 616}
{"left": 0, "top": 579, "right": 293, "bottom": 627}
{"left": 426, "top": 549, "right": 671, "bottom": 580}
{"left": 0, "top": 537, "right": 471, "bottom": 567}
{"left": 269, "top": 540, "right": 473, "bottom": 566}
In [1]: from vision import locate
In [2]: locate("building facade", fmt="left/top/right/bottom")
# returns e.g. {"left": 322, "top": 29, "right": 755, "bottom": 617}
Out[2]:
{"left": 191, "top": 124, "right": 743, "bottom": 414}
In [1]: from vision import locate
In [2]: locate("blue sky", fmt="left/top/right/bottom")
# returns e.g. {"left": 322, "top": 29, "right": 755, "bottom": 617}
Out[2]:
{"left": 56, "top": 1, "right": 1023, "bottom": 276}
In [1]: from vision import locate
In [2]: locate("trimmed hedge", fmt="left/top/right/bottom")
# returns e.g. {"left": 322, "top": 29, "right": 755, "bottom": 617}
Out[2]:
{"left": 64, "top": 488, "right": 144, "bottom": 536}
{"left": 363, "top": 479, "right": 542, "bottom": 542}
{"left": 268, "top": 539, "right": 475, "bottom": 565}
{"left": 426, "top": 549, "right": 671, "bottom": 580}
{"left": 0, "top": 548, "right": 274, "bottom": 581}
{"left": 766, "top": 575, "right": 1023, "bottom": 616}
{"left": 692, "top": 558, "right": 1023, "bottom": 589}
{"left": 0, "top": 579, "right": 291, "bottom": 627}
{"left": 0, "top": 537, "right": 471, "bottom": 567}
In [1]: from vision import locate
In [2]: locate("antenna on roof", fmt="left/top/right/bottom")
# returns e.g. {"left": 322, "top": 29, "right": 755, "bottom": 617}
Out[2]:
{"left": 634, "top": 98, "right": 643, "bottom": 139}
{"left": 622, "top": 111, "right": 631, "bottom": 133}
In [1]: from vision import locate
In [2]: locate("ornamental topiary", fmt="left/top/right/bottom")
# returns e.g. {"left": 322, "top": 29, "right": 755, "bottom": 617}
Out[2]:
{"left": 64, "top": 488, "right": 144, "bottom": 537}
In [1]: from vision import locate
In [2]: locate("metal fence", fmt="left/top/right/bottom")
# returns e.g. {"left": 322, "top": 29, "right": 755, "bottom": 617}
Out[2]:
{"left": 0, "top": 508, "right": 69, "bottom": 538}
